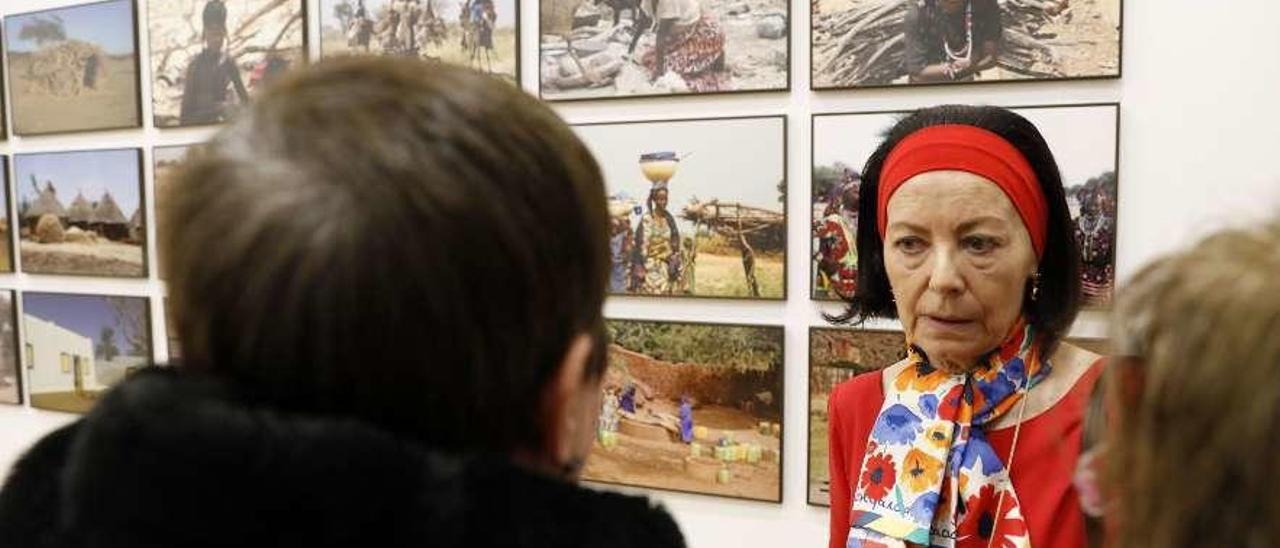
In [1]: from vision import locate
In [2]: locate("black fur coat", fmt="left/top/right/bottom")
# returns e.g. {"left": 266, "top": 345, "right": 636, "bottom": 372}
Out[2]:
{"left": 0, "top": 369, "right": 685, "bottom": 548}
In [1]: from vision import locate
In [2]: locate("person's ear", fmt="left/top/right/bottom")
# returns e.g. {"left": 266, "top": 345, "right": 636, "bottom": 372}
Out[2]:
{"left": 537, "top": 333, "right": 596, "bottom": 477}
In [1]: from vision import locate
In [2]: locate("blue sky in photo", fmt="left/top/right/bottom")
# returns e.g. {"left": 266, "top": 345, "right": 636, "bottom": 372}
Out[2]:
{"left": 23, "top": 293, "right": 148, "bottom": 357}
{"left": 15, "top": 149, "right": 142, "bottom": 219}
{"left": 5, "top": 0, "right": 136, "bottom": 55}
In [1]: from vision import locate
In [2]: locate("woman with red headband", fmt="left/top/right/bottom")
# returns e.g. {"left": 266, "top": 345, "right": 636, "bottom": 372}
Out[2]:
{"left": 827, "top": 105, "right": 1103, "bottom": 548}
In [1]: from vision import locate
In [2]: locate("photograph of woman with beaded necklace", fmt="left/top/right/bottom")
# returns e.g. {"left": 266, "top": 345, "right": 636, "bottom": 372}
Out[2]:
{"left": 812, "top": 0, "right": 1122, "bottom": 89}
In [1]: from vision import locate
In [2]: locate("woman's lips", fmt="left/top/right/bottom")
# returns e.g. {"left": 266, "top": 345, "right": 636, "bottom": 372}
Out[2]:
{"left": 919, "top": 315, "right": 977, "bottom": 334}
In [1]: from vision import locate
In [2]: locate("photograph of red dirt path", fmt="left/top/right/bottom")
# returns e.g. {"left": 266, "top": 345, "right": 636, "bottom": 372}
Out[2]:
{"left": 586, "top": 319, "right": 784, "bottom": 502}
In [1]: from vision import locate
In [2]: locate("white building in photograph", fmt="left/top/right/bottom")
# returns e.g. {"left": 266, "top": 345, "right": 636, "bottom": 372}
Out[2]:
{"left": 23, "top": 315, "right": 98, "bottom": 396}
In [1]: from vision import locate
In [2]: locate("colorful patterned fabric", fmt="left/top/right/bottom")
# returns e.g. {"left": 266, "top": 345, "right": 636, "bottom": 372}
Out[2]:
{"left": 848, "top": 320, "right": 1049, "bottom": 548}
{"left": 641, "top": 13, "right": 731, "bottom": 92}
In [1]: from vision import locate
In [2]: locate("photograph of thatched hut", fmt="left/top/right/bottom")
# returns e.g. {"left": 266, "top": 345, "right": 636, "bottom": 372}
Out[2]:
{"left": 575, "top": 116, "right": 786, "bottom": 300}
{"left": 149, "top": 0, "right": 307, "bottom": 127}
{"left": 586, "top": 319, "right": 784, "bottom": 502}
{"left": 3, "top": 0, "right": 141, "bottom": 135}
{"left": 15, "top": 149, "right": 147, "bottom": 277}
{"left": 22, "top": 292, "right": 152, "bottom": 414}
{"left": 0, "top": 292, "right": 20, "bottom": 406}
{"left": 812, "top": 0, "right": 1121, "bottom": 89}
{"left": 321, "top": 0, "right": 518, "bottom": 82}
{"left": 807, "top": 328, "right": 905, "bottom": 506}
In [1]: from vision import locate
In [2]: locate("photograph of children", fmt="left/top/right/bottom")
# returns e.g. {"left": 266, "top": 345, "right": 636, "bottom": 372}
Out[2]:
{"left": 539, "top": 0, "right": 788, "bottom": 100}
{"left": 4, "top": 0, "right": 141, "bottom": 135}
{"left": 589, "top": 319, "right": 784, "bottom": 502}
{"left": 22, "top": 292, "right": 152, "bottom": 414}
{"left": 0, "top": 292, "right": 21, "bottom": 406}
{"left": 813, "top": 0, "right": 1121, "bottom": 89}
{"left": 811, "top": 104, "right": 1119, "bottom": 306}
{"left": 576, "top": 116, "right": 786, "bottom": 300}
{"left": 807, "top": 327, "right": 906, "bottom": 506}
{"left": 149, "top": 0, "right": 306, "bottom": 128}
{"left": 152, "top": 144, "right": 199, "bottom": 278}
{"left": 320, "top": 0, "right": 518, "bottom": 82}
{"left": 0, "top": 157, "right": 13, "bottom": 273}
{"left": 15, "top": 149, "right": 148, "bottom": 278}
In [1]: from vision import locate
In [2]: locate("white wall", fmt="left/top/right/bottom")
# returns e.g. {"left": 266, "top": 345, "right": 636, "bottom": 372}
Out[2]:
{"left": 1, "top": 0, "right": 1279, "bottom": 546}
{"left": 23, "top": 314, "right": 96, "bottom": 394}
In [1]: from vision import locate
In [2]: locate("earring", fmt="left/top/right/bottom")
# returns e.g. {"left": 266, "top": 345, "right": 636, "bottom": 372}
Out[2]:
{"left": 1031, "top": 272, "right": 1042, "bottom": 302}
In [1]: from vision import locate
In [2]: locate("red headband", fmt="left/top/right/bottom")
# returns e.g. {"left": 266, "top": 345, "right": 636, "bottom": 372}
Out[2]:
{"left": 877, "top": 124, "right": 1048, "bottom": 258}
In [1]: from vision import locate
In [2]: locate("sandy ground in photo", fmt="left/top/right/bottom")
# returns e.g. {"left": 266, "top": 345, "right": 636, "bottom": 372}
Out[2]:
{"left": 31, "top": 391, "right": 101, "bottom": 414}
{"left": 585, "top": 402, "right": 782, "bottom": 501}
{"left": 21, "top": 240, "right": 145, "bottom": 277}
{"left": 8, "top": 55, "right": 139, "bottom": 134}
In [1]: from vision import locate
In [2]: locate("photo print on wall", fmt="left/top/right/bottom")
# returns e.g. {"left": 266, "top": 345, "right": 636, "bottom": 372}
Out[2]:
{"left": 812, "top": 0, "right": 1122, "bottom": 89}
{"left": 320, "top": 0, "right": 519, "bottom": 83}
{"left": 148, "top": 0, "right": 307, "bottom": 127}
{"left": 22, "top": 292, "right": 152, "bottom": 414}
{"left": 807, "top": 327, "right": 905, "bottom": 506}
{"left": 0, "top": 157, "right": 14, "bottom": 273}
{"left": 575, "top": 116, "right": 787, "bottom": 300}
{"left": 4, "top": 0, "right": 142, "bottom": 135}
{"left": 152, "top": 144, "right": 201, "bottom": 278}
{"left": 0, "top": 292, "right": 22, "bottom": 406}
{"left": 589, "top": 319, "right": 785, "bottom": 502}
{"left": 811, "top": 103, "right": 1119, "bottom": 307}
{"left": 539, "top": 0, "right": 789, "bottom": 100}
{"left": 15, "top": 148, "right": 148, "bottom": 278}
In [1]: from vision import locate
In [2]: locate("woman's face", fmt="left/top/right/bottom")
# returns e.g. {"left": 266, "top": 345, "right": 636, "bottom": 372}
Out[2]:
{"left": 652, "top": 189, "right": 669, "bottom": 212}
{"left": 883, "top": 171, "right": 1038, "bottom": 371}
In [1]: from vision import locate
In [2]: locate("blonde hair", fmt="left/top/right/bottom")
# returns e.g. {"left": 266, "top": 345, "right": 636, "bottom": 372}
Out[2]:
{"left": 1108, "top": 221, "right": 1280, "bottom": 546}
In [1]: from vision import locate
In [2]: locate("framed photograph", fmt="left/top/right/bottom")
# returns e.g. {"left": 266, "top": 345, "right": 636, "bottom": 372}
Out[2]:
{"left": 0, "top": 292, "right": 22, "bottom": 406}
{"left": 0, "top": 157, "right": 14, "bottom": 273}
{"left": 319, "top": 0, "right": 519, "bottom": 84}
{"left": 811, "top": 103, "right": 1120, "bottom": 307}
{"left": 15, "top": 148, "right": 148, "bottom": 278}
{"left": 807, "top": 327, "right": 906, "bottom": 506}
{"left": 148, "top": 0, "right": 307, "bottom": 128}
{"left": 152, "top": 144, "right": 199, "bottom": 278}
{"left": 588, "top": 319, "right": 784, "bottom": 502}
{"left": 4, "top": 0, "right": 142, "bottom": 135}
{"left": 164, "top": 298, "right": 181, "bottom": 362}
{"left": 575, "top": 116, "right": 786, "bottom": 300}
{"left": 539, "top": 0, "right": 789, "bottom": 100}
{"left": 0, "top": 28, "right": 8, "bottom": 140}
{"left": 812, "top": 0, "right": 1122, "bottom": 90}
{"left": 22, "top": 292, "right": 153, "bottom": 414}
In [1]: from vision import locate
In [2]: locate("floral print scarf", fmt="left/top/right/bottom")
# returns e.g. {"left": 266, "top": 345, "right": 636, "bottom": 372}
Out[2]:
{"left": 848, "top": 319, "right": 1048, "bottom": 548}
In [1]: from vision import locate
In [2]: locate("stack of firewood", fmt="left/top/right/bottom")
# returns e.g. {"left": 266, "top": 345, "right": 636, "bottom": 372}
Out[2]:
{"left": 813, "top": 0, "right": 1066, "bottom": 87}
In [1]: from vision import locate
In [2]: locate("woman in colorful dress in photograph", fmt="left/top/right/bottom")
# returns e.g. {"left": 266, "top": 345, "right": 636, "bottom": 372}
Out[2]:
{"left": 635, "top": 0, "right": 730, "bottom": 91}
{"left": 632, "top": 185, "right": 683, "bottom": 294}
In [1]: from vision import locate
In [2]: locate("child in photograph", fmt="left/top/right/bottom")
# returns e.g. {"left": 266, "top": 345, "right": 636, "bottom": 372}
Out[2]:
{"left": 904, "top": 0, "right": 1002, "bottom": 83}
{"left": 180, "top": 0, "right": 250, "bottom": 125}
{"left": 678, "top": 396, "right": 694, "bottom": 444}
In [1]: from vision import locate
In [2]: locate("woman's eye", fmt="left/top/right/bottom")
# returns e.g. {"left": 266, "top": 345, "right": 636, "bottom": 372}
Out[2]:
{"left": 895, "top": 237, "right": 927, "bottom": 254}
{"left": 962, "top": 235, "right": 999, "bottom": 254}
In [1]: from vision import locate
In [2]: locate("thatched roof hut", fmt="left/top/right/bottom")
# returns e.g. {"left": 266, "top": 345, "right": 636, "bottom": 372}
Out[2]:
{"left": 91, "top": 191, "right": 128, "bottom": 225}
{"left": 67, "top": 192, "right": 94, "bottom": 225}
{"left": 24, "top": 181, "right": 67, "bottom": 220}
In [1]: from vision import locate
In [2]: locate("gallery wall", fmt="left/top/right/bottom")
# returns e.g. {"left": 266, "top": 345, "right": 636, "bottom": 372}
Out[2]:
{"left": 0, "top": 0, "right": 1278, "bottom": 547}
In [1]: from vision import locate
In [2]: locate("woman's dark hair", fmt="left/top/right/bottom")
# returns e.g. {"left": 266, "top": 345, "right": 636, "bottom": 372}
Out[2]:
{"left": 163, "top": 57, "right": 610, "bottom": 455}
{"left": 835, "top": 105, "right": 1082, "bottom": 351}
